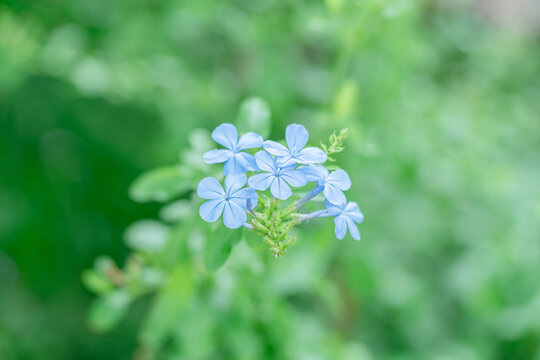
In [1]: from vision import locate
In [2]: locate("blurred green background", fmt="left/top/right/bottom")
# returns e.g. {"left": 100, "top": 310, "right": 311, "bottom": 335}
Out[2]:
{"left": 1, "top": 0, "right": 540, "bottom": 359}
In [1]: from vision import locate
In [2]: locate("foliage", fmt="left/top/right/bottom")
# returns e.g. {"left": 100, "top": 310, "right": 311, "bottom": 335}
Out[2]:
{"left": 1, "top": 0, "right": 540, "bottom": 359}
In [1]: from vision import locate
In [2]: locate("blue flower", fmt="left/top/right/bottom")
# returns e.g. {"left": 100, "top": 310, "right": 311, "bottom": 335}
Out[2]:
{"left": 263, "top": 124, "right": 327, "bottom": 166}
{"left": 248, "top": 151, "right": 307, "bottom": 200}
{"left": 325, "top": 200, "right": 364, "bottom": 240}
{"left": 198, "top": 174, "right": 258, "bottom": 229}
{"left": 300, "top": 165, "right": 351, "bottom": 204}
{"left": 204, "top": 123, "right": 263, "bottom": 175}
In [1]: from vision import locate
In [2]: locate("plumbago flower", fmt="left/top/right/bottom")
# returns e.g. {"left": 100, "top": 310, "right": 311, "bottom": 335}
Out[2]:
{"left": 198, "top": 123, "right": 364, "bottom": 256}
{"left": 263, "top": 124, "right": 327, "bottom": 166}
{"left": 248, "top": 151, "right": 306, "bottom": 200}
{"left": 299, "top": 165, "right": 351, "bottom": 205}
{"left": 198, "top": 174, "right": 258, "bottom": 229}
{"left": 324, "top": 200, "right": 364, "bottom": 241}
{"left": 204, "top": 123, "right": 263, "bottom": 175}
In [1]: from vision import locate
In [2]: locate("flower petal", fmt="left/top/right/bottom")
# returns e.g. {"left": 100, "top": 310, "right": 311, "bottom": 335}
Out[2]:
{"left": 299, "top": 165, "right": 327, "bottom": 182}
{"left": 270, "top": 177, "right": 292, "bottom": 200}
{"left": 280, "top": 170, "right": 307, "bottom": 188}
{"left": 248, "top": 173, "right": 275, "bottom": 191}
{"left": 334, "top": 215, "right": 347, "bottom": 240}
{"left": 223, "top": 201, "right": 247, "bottom": 229}
{"left": 199, "top": 199, "right": 225, "bottom": 223}
{"left": 344, "top": 201, "right": 364, "bottom": 223}
{"left": 197, "top": 177, "right": 225, "bottom": 199}
{"left": 225, "top": 173, "right": 247, "bottom": 195}
{"left": 275, "top": 155, "right": 296, "bottom": 167}
{"left": 238, "top": 152, "right": 259, "bottom": 172}
{"left": 223, "top": 154, "right": 247, "bottom": 175}
{"left": 230, "top": 188, "right": 258, "bottom": 210}
{"left": 212, "top": 123, "right": 238, "bottom": 150}
{"left": 237, "top": 132, "right": 263, "bottom": 150}
{"left": 247, "top": 188, "right": 259, "bottom": 209}
{"left": 280, "top": 163, "right": 297, "bottom": 172}
{"left": 254, "top": 150, "right": 277, "bottom": 173}
{"left": 323, "top": 184, "right": 347, "bottom": 205}
{"left": 345, "top": 216, "right": 361, "bottom": 240}
{"left": 296, "top": 147, "right": 327, "bottom": 164}
{"left": 327, "top": 169, "right": 351, "bottom": 190}
{"left": 203, "top": 149, "right": 233, "bottom": 164}
{"left": 263, "top": 140, "right": 290, "bottom": 157}
{"left": 325, "top": 199, "right": 345, "bottom": 216}
{"left": 285, "top": 124, "right": 309, "bottom": 152}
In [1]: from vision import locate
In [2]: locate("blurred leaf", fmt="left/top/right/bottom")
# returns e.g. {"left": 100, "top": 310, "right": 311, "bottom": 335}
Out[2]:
{"left": 129, "top": 166, "right": 191, "bottom": 203}
{"left": 159, "top": 223, "right": 191, "bottom": 267}
{"left": 81, "top": 269, "right": 114, "bottom": 295}
{"left": 139, "top": 268, "right": 164, "bottom": 288}
{"left": 343, "top": 343, "right": 373, "bottom": 360}
{"left": 41, "top": 24, "right": 87, "bottom": 74}
{"left": 204, "top": 225, "right": 244, "bottom": 272}
{"left": 244, "top": 228, "right": 265, "bottom": 252}
{"left": 174, "top": 302, "right": 216, "bottom": 359}
{"left": 188, "top": 128, "right": 213, "bottom": 152}
{"left": 325, "top": 0, "right": 343, "bottom": 14}
{"left": 124, "top": 220, "right": 170, "bottom": 253}
{"left": 0, "top": 337, "right": 15, "bottom": 359}
{"left": 332, "top": 79, "right": 357, "bottom": 121}
{"left": 159, "top": 200, "right": 192, "bottom": 222}
{"left": 236, "top": 97, "right": 272, "bottom": 138}
{"left": 182, "top": 129, "right": 213, "bottom": 171}
{"left": 87, "top": 290, "right": 132, "bottom": 333}
{"left": 0, "top": 11, "right": 40, "bottom": 90}
{"left": 94, "top": 255, "right": 116, "bottom": 276}
{"left": 139, "top": 266, "right": 194, "bottom": 351}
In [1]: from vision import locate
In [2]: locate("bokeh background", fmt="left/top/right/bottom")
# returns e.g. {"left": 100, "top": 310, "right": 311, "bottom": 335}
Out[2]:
{"left": 1, "top": 0, "right": 540, "bottom": 359}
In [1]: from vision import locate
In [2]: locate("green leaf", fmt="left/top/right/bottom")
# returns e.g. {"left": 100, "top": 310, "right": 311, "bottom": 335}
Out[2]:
{"left": 81, "top": 269, "right": 114, "bottom": 295}
{"left": 204, "top": 224, "right": 243, "bottom": 272}
{"left": 139, "top": 267, "right": 164, "bottom": 288}
{"left": 94, "top": 255, "right": 116, "bottom": 276}
{"left": 236, "top": 97, "right": 272, "bottom": 138}
{"left": 325, "top": 0, "right": 343, "bottom": 13}
{"left": 174, "top": 302, "right": 216, "bottom": 359}
{"left": 187, "top": 128, "right": 213, "bottom": 153}
{"left": 244, "top": 229, "right": 265, "bottom": 252}
{"left": 87, "top": 290, "right": 132, "bottom": 333}
{"left": 182, "top": 129, "right": 213, "bottom": 171}
{"left": 139, "top": 266, "right": 194, "bottom": 351}
{"left": 159, "top": 199, "right": 192, "bottom": 222}
{"left": 332, "top": 80, "right": 357, "bottom": 121}
{"left": 129, "top": 166, "right": 191, "bottom": 203}
{"left": 124, "top": 219, "right": 170, "bottom": 253}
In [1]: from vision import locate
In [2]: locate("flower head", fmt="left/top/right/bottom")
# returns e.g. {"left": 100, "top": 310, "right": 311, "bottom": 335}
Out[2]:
{"left": 325, "top": 200, "right": 364, "bottom": 240}
{"left": 198, "top": 174, "right": 258, "bottom": 229}
{"left": 204, "top": 123, "right": 263, "bottom": 175}
{"left": 301, "top": 165, "right": 351, "bottom": 204}
{"left": 248, "top": 151, "right": 307, "bottom": 200}
{"left": 263, "top": 124, "right": 327, "bottom": 166}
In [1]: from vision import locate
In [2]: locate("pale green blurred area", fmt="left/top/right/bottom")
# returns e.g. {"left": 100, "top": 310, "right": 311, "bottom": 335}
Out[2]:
{"left": 1, "top": 0, "right": 540, "bottom": 359}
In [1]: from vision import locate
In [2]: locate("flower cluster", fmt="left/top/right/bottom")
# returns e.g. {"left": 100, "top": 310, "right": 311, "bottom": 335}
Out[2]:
{"left": 197, "top": 123, "right": 364, "bottom": 255}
